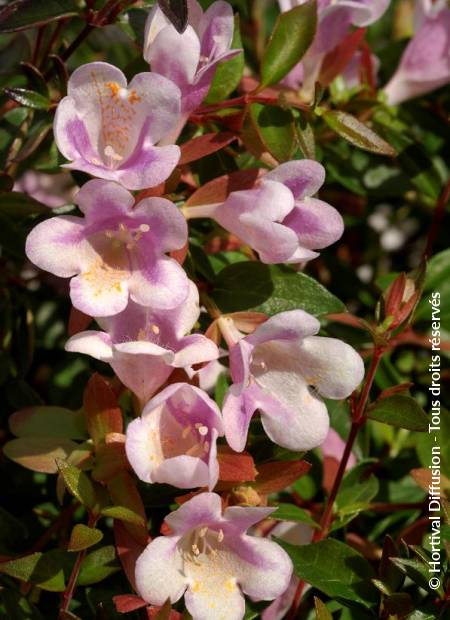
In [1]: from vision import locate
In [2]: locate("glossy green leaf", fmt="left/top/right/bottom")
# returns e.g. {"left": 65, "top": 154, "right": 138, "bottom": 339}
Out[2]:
{"left": 4, "top": 88, "right": 50, "bottom": 110}
{"left": 212, "top": 262, "right": 346, "bottom": 316}
{"left": 77, "top": 545, "right": 120, "bottom": 586}
{"left": 260, "top": 1, "right": 317, "bottom": 88}
{"left": 205, "top": 14, "right": 244, "bottom": 103}
{"left": 100, "top": 505, "right": 145, "bottom": 526}
{"left": 0, "top": 550, "right": 73, "bottom": 592}
{"left": 9, "top": 406, "right": 87, "bottom": 439}
{"left": 322, "top": 110, "right": 396, "bottom": 156}
{"left": 367, "top": 395, "right": 429, "bottom": 431}
{"left": 68, "top": 524, "right": 103, "bottom": 552}
{"left": 243, "top": 103, "right": 296, "bottom": 162}
{"left": 314, "top": 597, "right": 333, "bottom": 620}
{"left": 273, "top": 503, "right": 319, "bottom": 528}
{"left": 278, "top": 538, "right": 377, "bottom": 607}
{"left": 4, "top": 437, "right": 78, "bottom": 474}
{"left": 335, "top": 461, "right": 379, "bottom": 518}
{"left": 0, "top": 0, "right": 79, "bottom": 33}
{"left": 0, "top": 191, "right": 49, "bottom": 216}
{"left": 56, "top": 459, "right": 97, "bottom": 509}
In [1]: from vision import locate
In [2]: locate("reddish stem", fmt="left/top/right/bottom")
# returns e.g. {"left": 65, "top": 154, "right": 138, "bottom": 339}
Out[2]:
{"left": 58, "top": 513, "right": 96, "bottom": 618}
{"left": 286, "top": 345, "right": 384, "bottom": 619}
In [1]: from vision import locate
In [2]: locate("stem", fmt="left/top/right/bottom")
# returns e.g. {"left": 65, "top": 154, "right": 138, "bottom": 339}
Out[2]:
{"left": 58, "top": 513, "right": 96, "bottom": 618}
{"left": 287, "top": 345, "right": 384, "bottom": 619}
{"left": 182, "top": 203, "right": 221, "bottom": 220}
{"left": 217, "top": 316, "right": 243, "bottom": 348}
{"left": 32, "top": 27, "right": 45, "bottom": 65}
{"left": 40, "top": 20, "right": 66, "bottom": 68}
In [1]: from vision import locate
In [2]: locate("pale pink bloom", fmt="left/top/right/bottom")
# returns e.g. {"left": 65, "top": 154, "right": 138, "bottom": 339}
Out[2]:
{"left": 26, "top": 179, "right": 189, "bottom": 317}
{"left": 186, "top": 160, "right": 343, "bottom": 264}
{"left": 144, "top": 0, "right": 239, "bottom": 141}
{"left": 54, "top": 62, "right": 181, "bottom": 189}
{"left": 279, "top": 0, "right": 389, "bottom": 97}
{"left": 126, "top": 383, "right": 224, "bottom": 490}
{"left": 66, "top": 281, "right": 218, "bottom": 404}
{"left": 223, "top": 310, "right": 364, "bottom": 452}
{"left": 135, "top": 493, "right": 293, "bottom": 620}
{"left": 384, "top": 0, "right": 450, "bottom": 105}
{"left": 14, "top": 171, "right": 77, "bottom": 209}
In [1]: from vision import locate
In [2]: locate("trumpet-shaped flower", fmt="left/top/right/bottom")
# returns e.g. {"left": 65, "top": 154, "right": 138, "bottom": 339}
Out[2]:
{"left": 384, "top": 0, "right": 450, "bottom": 105}
{"left": 126, "top": 383, "right": 224, "bottom": 489}
{"left": 144, "top": 0, "right": 239, "bottom": 119}
{"left": 65, "top": 281, "right": 218, "bottom": 403}
{"left": 135, "top": 492, "right": 293, "bottom": 620}
{"left": 222, "top": 310, "right": 364, "bottom": 452}
{"left": 186, "top": 160, "right": 343, "bottom": 264}
{"left": 54, "top": 62, "right": 181, "bottom": 189}
{"left": 278, "top": 0, "right": 389, "bottom": 97}
{"left": 26, "top": 179, "right": 189, "bottom": 317}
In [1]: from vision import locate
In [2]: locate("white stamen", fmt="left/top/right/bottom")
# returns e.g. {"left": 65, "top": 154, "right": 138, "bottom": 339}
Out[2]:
{"left": 217, "top": 529, "right": 224, "bottom": 542}
{"left": 151, "top": 324, "right": 160, "bottom": 335}
{"left": 139, "top": 223, "right": 150, "bottom": 233}
{"left": 198, "top": 425, "right": 208, "bottom": 436}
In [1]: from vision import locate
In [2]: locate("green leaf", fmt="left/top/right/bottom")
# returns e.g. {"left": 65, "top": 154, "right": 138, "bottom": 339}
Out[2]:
{"left": 273, "top": 503, "right": 319, "bottom": 528}
{"left": 424, "top": 248, "right": 450, "bottom": 291}
{"left": 68, "top": 524, "right": 103, "bottom": 552}
{"left": 390, "top": 557, "right": 432, "bottom": 591}
{"left": 77, "top": 545, "right": 120, "bottom": 586}
{"left": 56, "top": 459, "right": 97, "bottom": 509}
{"left": 243, "top": 103, "right": 296, "bottom": 162}
{"left": 278, "top": 538, "right": 377, "bottom": 607}
{"left": 4, "top": 88, "right": 50, "bottom": 110}
{"left": 0, "top": 550, "right": 73, "bottom": 592}
{"left": 260, "top": 1, "right": 317, "bottom": 88}
{"left": 322, "top": 110, "right": 396, "bottom": 156}
{"left": 335, "top": 461, "right": 379, "bottom": 518}
{"left": 212, "top": 262, "right": 346, "bottom": 316}
{"left": 205, "top": 14, "right": 244, "bottom": 103}
{"left": 0, "top": 0, "right": 79, "bottom": 33}
{"left": 0, "top": 191, "right": 49, "bottom": 216}
{"left": 100, "top": 505, "right": 145, "bottom": 526}
{"left": 3, "top": 437, "right": 78, "bottom": 474}
{"left": 367, "top": 395, "right": 429, "bottom": 431}
{"left": 9, "top": 406, "right": 87, "bottom": 440}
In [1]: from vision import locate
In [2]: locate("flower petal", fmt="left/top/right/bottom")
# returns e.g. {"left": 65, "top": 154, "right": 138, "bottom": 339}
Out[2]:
{"left": 297, "top": 335, "right": 365, "bottom": 399}
{"left": 74, "top": 179, "right": 134, "bottom": 222}
{"left": 247, "top": 310, "right": 320, "bottom": 347}
{"left": 154, "top": 455, "right": 210, "bottom": 488}
{"left": 65, "top": 330, "right": 113, "bottom": 361}
{"left": 70, "top": 268, "right": 129, "bottom": 317}
{"left": 173, "top": 334, "right": 219, "bottom": 368}
{"left": 111, "top": 353, "right": 172, "bottom": 404}
{"left": 198, "top": 0, "right": 234, "bottom": 59}
{"left": 135, "top": 536, "right": 186, "bottom": 606}
{"left": 25, "top": 215, "right": 94, "bottom": 278}
{"left": 282, "top": 197, "right": 344, "bottom": 250}
{"left": 165, "top": 492, "right": 223, "bottom": 534}
{"left": 145, "top": 23, "right": 201, "bottom": 85}
{"left": 264, "top": 160, "right": 325, "bottom": 199}
{"left": 133, "top": 197, "right": 187, "bottom": 254}
{"left": 184, "top": 573, "right": 245, "bottom": 620}
{"left": 125, "top": 416, "right": 160, "bottom": 483}
{"left": 129, "top": 256, "right": 189, "bottom": 310}
{"left": 222, "top": 383, "right": 260, "bottom": 452}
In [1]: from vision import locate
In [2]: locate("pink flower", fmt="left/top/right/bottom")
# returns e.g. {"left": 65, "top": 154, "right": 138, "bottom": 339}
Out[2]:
{"left": 26, "top": 179, "right": 189, "bottom": 317}
{"left": 278, "top": 0, "right": 389, "bottom": 97}
{"left": 186, "top": 160, "right": 343, "bottom": 264}
{"left": 144, "top": 0, "right": 239, "bottom": 116}
{"left": 65, "top": 281, "right": 218, "bottom": 404}
{"left": 54, "top": 62, "right": 181, "bottom": 189}
{"left": 384, "top": 0, "right": 450, "bottom": 105}
{"left": 126, "top": 383, "right": 224, "bottom": 489}
{"left": 14, "top": 171, "right": 77, "bottom": 209}
{"left": 135, "top": 492, "right": 293, "bottom": 620}
{"left": 222, "top": 310, "right": 364, "bottom": 452}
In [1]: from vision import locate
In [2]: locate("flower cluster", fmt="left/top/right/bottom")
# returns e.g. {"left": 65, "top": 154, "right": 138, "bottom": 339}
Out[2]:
{"left": 23, "top": 0, "right": 447, "bottom": 617}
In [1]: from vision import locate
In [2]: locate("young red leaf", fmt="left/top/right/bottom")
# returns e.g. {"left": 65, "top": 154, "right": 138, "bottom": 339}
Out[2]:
{"left": 217, "top": 446, "right": 257, "bottom": 482}
{"left": 179, "top": 132, "right": 236, "bottom": 165}
{"left": 253, "top": 460, "right": 311, "bottom": 494}
{"left": 319, "top": 28, "right": 366, "bottom": 86}
{"left": 113, "top": 594, "right": 147, "bottom": 613}
{"left": 107, "top": 471, "right": 148, "bottom": 546}
{"left": 185, "top": 168, "right": 261, "bottom": 207}
{"left": 68, "top": 307, "right": 92, "bottom": 337}
{"left": 83, "top": 373, "right": 123, "bottom": 447}
{"left": 114, "top": 520, "right": 147, "bottom": 592}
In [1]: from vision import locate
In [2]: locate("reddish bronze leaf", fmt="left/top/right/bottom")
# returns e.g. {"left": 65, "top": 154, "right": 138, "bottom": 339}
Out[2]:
{"left": 217, "top": 446, "right": 257, "bottom": 482}
{"left": 83, "top": 374, "right": 123, "bottom": 447}
{"left": 253, "top": 460, "right": 311, "bottom": 494}
{"left": 185, "top": 168, "right": 261, "bottom": 206}
{"left": 179, "top": 132, "right": 236, "bottom": 165}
